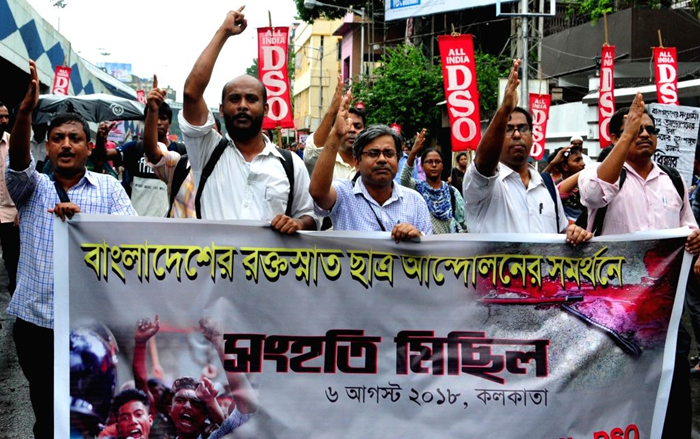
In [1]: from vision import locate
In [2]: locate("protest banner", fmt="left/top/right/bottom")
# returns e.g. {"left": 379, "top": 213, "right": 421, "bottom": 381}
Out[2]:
{"left": 529, "top": 94, "right": 551, "bottom": 160}
{"left": 136, "top": 89, "right": 146, "bottom": 105}
{"left": 258, "top": 27, "right": 295, "bottom": 130}
{"left": 599, "top": 45, "right": 615, "bottom": 148}
{"left": 438, "top": 34, "right": 481, "bottom": 151}
{"left": 56, "top": 217, "right": 691, "bottom": 438}
{"left": 51, "top": 65, "right": 71, "bottom": 96}
{"left": 649, "top": 103, "right": 700, "bottom": 186}
{"left": 654, "top": 47, "right": 679, "bottom": 105}
{"left": 106, "top": 120, "right": 126, "bottom": 143}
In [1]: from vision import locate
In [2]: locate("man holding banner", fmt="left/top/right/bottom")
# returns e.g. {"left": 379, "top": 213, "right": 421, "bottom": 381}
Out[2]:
{"left": 462, "top": 59, "right": 591, "bottom": 244}
{"left": 180, "top": 6, "right": 317, "bottom": 232}
{"left": 7, "top": 60, "right": 136, "bottom": 439}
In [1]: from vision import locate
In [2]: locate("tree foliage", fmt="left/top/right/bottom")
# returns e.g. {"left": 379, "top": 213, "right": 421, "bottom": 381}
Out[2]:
{"left": 565, "top": 0, "right": 665, "bottom": 23}
{"left": 245, "top": 58, "right": 258, "bottom": 77}
{"left": 352, "top": 44, "right": 444, "bottom": 138}
{"left": 293, "top": 0, "right": 381, "bottom": 22}
{"left": 351, "top": 44, "right": 510, "bottom": 138}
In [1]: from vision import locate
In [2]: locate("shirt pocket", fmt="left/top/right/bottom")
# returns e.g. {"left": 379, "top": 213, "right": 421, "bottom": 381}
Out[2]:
{"left": 264, "top": 184, "right": 288, "bottom": 219}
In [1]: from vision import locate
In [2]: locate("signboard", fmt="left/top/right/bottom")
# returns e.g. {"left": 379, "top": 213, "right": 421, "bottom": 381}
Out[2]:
{"left": 648, "top": 103, "right": 700, "bottom": 186}
{"left": 100, "top": 62, "right": 133, "bottom": 82}
{"left": 386, "top": 0, "right": 517, "bottom": 21}
{"left": 438, "top": 34, "right": 481, "bottom": 151}
{"left": 654, "top": 47, "right": 680, "bottom": 106}
{"left": 258, "top": 27, "right": 295, "bottom": 129}
{"left": 56, "top": 217, "right": 691, "bottom": 439}
{"left": 51, "top": 66, "right": 71, "bottom": 95}
{"left": 529, "top": 94, "right": 551, "bottom": 161}
{"left": 598, "top": 45, "right": 615, "bottom": 148}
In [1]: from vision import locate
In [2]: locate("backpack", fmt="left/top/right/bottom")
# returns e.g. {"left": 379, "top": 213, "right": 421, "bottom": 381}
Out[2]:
{"left": 576, "top": 164, "right": 685, "bottom": 236}
{"left": 540, "top": 172, "right": 562, "bottom": 231}
{"left": 194, "top": 138, "right": 295, "bottom": 220}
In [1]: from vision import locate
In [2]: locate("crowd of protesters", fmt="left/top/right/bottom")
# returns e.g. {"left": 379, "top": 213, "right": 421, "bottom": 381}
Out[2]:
{"left": 1, "top": 6, "right": 700, "bottom": 439}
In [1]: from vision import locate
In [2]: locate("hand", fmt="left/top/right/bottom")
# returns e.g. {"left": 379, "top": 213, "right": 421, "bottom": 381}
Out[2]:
{"left": 622, "top": 92, "right": 645, "bottom": 140}
{"left": 549, "top": 146, "right": 571, "bottom": 166}
{"left": 97, "top": 121, "right": 116, "bottom": 140}
{"left": 196, "top": 377, "right": 218, "bottom": 403}
{"left": 686, "top": 229, "right": 700, "bottom": 254}
{"left": 199, "top": 317, "right": 223, "bottom": 343}
{"left": 328, "top": 93, "right": 353, "bottom": 144}
{"left": 48, "top": 202, "right": 80, "bottom": 221}
{"left": 270, "top": 214, "right": 303, "bottom": 234}
{"left": 19, "top": 60, "right": 40, "bottom": 114}
{"left": 501, "top": 59, "right": 521, "bottom": 113}
{"left": 565, "top": 224, "right": 592, "bottom": 246}
{"left": 694, "top": 257, "right": 700, "bottom": 279}
{"left": 147, "top": 75, "right": 166, "bottom": 111}
{"left": 135, "top": 315, "right": 160, "bottom": 343}
{"left": 221, "top": 6, "right": 247, "bottom": 37}
{"left": 410, "top": 128, "right": 428, "bottom": 157}
{"left": 391, "top": 223, "right": 422, "bottom": 243}
{"left": 328, "top": 75, "right": 345, "bottom": 112}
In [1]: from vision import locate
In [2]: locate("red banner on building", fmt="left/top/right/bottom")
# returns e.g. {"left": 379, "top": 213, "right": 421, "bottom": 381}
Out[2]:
{"left": 258, "top": 27, "right": 294, "bottom": 129}
{"left": 51, "top": 65, "right": 71, "bottom": 95}
{"left": 598, "top": 45, "right": 615, "bottom": 148}
{"left": 438, "top": 34, "right": 481, "bottom": 151}
{"left": 136, "top": 89, "right": 146, "bottom": 104}
{"left": 529, "top": 94, "right": 551, "bottom": 161}
{"left": 654, "top": 47, "right": 679, "bottom": 105}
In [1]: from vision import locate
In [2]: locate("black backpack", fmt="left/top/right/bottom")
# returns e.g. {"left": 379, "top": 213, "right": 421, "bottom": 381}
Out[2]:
{"left": 575, "top": 164, "right": 685, "bottom": 236}
{"left": 167, "top": 154, "right": 191, "bottom": 217}
{"left": 194, "top": 138, "right": 295, "bottom": 220}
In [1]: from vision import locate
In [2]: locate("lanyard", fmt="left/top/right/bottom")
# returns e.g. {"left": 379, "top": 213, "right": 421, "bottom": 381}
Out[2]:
{"left": 54, "top": 181, "right": 71, "bottom": 203}
{"left": 362, "top": 196, "right": 387, "bottom": 232}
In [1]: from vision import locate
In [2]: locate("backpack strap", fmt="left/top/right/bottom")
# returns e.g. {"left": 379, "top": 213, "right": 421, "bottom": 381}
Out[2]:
{"left": 195, "top": 138, "right": 230, "bottom": 219}
{"left": 449, "top": 185, "right": 456, "bottom": 215}
{"left": 591, "top": 167, "right": 627, "bottom": 236}
{"left": 168, "top": 154, "right": 190, "bottom": 218}
{"left": 540, "top": 172, "right": 561, "bottom": 232}
{"left": 657, "top": 164, "right": 685, "bottom": 201}
{"left": 276, "top": 148, "right": 295, "bottom": 218}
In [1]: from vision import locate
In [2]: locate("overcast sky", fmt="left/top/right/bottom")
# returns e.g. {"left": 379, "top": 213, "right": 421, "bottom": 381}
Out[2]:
{"left": 25, "top": 0, "right": 300, "bottom": 108}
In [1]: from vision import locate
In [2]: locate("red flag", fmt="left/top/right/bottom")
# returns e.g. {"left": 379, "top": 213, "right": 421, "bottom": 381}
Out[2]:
{"left": 52, "top": 65, "right": 71, "bottom": 95}
{"left": 390, "top": 123, "right": 401, "bottom": 135}
{"left": 598, "top": 45, "right": 615, "bottom": 148}
{"left": 136, "top": 90, "right": 146, "bottom": 104}
{"left": 257, "top": 27, "right": 295, "bottom": 129}
{"left": 438, "top": 34, "right": 481, "bottom": 151}
{"left": 654, "top": 47, "right": 679, "bottom": 105}
{"left": 529, "top": 94, "right": 551, "bottom": 161}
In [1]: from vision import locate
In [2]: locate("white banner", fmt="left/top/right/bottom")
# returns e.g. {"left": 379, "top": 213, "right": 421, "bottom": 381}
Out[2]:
{"left": 385, "top": 0, "right": 516, "bottom": 21}
{"left": 649, "top": 103, "right": 700, "bottom": 186}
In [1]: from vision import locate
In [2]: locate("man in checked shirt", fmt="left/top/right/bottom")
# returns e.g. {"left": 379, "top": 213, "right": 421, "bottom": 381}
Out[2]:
{"left": 6, "top": 60, "right": 136, "bottom": 438}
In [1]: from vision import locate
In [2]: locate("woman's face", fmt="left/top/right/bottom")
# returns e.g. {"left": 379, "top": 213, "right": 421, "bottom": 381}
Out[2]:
{"left": 458, "top": 155, "right": 468, "bottom": 167}
{"left": 422, "top": 151, "right": 444, "bottom": 180}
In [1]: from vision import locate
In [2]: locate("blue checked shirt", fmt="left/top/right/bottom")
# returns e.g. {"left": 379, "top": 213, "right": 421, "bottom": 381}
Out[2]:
{"left": 314, "top": 178, "right": 433, "bottom": 234}
{"left": 6, "top": 162, "right": 136, "bottom": 328}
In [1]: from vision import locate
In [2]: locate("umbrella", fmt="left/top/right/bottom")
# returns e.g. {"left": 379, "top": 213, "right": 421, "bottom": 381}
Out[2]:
{"left": 33, "top": 94, "right": 146, "bottom": 124}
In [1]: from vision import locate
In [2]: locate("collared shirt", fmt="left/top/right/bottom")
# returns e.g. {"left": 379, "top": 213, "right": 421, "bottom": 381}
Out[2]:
{"left": 6, "top": 163, "right": 136, "bottom": 328}
{"left": 578, "top": 162, "right": 697, "bottom": 234}
{"left": 148, "top": 145, "right": 196, "bottom": 218}
{"left": 303, "top": 132, "right": 357, "bottom": 180}
{"left": 179, "top": 111, "right": 318, "bottom": 226}
{"left": 462, "top": 162, "right": 568, "bottom": 234}
{"left": 0, "top": 132, "right": 17, "bottom": 222}
{"left": 314, "top": 178, "right": 433, "bottom": 234}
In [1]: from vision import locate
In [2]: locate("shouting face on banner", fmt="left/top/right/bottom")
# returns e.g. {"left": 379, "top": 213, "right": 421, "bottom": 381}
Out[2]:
{"left": 500, "top": 110, "right": 533, "bottom": 170}
{"left": 220, "top": 75, "right": 269, "bottom": 142}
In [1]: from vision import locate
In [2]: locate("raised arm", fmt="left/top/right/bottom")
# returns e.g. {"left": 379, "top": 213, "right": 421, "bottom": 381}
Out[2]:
{"left": 10, "top": 60, "right": 38, "bottom": 171}
{"left": 183, "top": 6, "right": 248, "bottom": 126}
{"left": 312, "top": 77, "right": 344, "bottom": 148}
{"left": 308, "top": 93, "right": 352, "bottom": 211}
{"left": 543, "top": 146, "right": 570, "bottom": 174}
{"left": 200, "top": 318, "right": 258, "bottom": 415}
{"left": 474, "top": 59, "right": 521, "bottom": 177}
{"left": 143, "top": 75, "right": 166, "bottom": 164}
{"left": 596, "top": 92, "right": 644, "bottom": 184}
{"left": 133, "top": 315, "right": 160, "bottom": 416}
{"left": 406, "top": 128, "right": 427, "bottom": 168}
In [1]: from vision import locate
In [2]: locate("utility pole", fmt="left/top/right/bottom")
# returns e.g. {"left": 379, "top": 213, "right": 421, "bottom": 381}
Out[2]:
{"left": 318, "top": 35, "right": 324, "bottom": 123}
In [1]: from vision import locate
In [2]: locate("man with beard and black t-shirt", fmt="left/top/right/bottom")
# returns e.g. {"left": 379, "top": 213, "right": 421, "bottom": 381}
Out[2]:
{"left": 179, "top": 6, "right": 317, "bottom": 232}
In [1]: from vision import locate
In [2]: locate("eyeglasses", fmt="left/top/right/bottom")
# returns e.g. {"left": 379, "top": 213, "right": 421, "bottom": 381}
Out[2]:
{"left": 505, "top": 124, "right": 531, "bottom": 136}
{"left": 423, "top": 159, "right": 443, "bottom": 166}
{"left": 639, "top": 125, "right": 660, "bottom": 135}
{"left": 361, "top": 149, "right": 397, "bottom": 159}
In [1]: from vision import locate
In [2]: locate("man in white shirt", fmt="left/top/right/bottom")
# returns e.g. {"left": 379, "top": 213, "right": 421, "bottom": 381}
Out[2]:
{"left": 0, "top": 102, "right": 19, "bottom": 294}
{"left": 180, "top": 7, "right": 317, "bottom": 232}
{"left": 462, "top": 60, "right": 590, "bottom": 244}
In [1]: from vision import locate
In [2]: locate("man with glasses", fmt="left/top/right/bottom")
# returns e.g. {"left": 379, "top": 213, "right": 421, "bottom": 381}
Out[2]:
{"left": 461, "top": 60, "right": 591, "bottom": 243}
{"left": 578, "top": 93, "right": 700, "bottom": 439}
{"left": 309, "top": 93, "right": 432, "bottom": 242}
